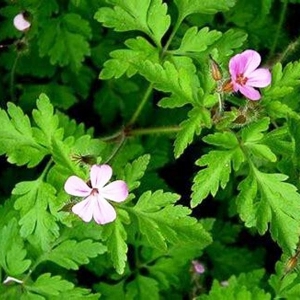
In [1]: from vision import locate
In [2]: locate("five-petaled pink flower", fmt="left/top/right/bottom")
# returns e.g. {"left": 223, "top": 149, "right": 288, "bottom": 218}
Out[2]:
{"left": 225, "top": 49, "right": 271, "bottom": 101}
{"left": 64, "top": 164, "right": 128, "bottom": 225}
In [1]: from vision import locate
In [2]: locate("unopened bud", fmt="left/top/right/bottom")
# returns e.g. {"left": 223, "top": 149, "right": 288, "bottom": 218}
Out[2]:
{"left": 13, "top": 12, "right": 31, "bottom": 32}
{"left": 209, "top": 55, "right": 222, "bottom": 81}
{"left": 221, "top": 79, "right": 234, "bottom": 93}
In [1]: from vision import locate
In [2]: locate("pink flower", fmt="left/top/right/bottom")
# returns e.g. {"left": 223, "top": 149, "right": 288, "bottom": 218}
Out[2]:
{"left": 13, "top": 13, "right": 31, "bottom": 32}
{"left": 192, "top": 260, "right": 205, "bottom": 274}
{"left": 64, "top": 164, "right": 128, "bottom": 225}
{"left": 228, "top": 49, "right": 271, "bottom": 101}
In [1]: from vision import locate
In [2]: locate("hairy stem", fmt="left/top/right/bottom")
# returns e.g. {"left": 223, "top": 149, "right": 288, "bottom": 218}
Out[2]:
{"left": 10, "top": 53, "right": 20, "bottom": 102}
{"left": 269, "top": 0, "right": 288, "bottom": 59}
{"left": 129, "top": 126, "right": 180, "bottom": 136}
{"left": 127, "top": 83, "right": 153, "bottom": 126}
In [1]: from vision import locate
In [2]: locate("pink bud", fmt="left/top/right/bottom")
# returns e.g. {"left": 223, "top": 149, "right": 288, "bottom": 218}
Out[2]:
{"left": 13, "top": 13, "right": 31, "bottom": 32}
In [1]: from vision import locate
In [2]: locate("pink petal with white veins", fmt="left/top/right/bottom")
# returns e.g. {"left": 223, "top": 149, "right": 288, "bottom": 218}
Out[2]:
{"left": 64, "top": 175, "right": 91, "bottom": 197}
{"left": 246, "top": 68, "right": 271, "bottom": 87}
{"left": 72, "top": 195, "right": 96, "bottom": 222}
{"left": 93, "top": 197, "right": 117, "bottom": 224}
{"left": 90, "top": 164, "right": 112, "bottom": 189}
{"left": 238, "top": 85, "right": 261, "bottom": 101}
{"left": 101, "top": 180, "right": 128, "bottom": 202}
{"left": 13, "top": 13, "right": 31, "bottom": 31}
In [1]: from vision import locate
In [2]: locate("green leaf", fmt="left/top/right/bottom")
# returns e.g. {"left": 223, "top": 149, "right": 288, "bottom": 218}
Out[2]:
{"left": 100, "top": 37, "right": 160, "bottom": 79}
{"left": 50, "top": 288, "right": 100, "bottom": 300}
{"left": 13, "top": 180, "right": 59, "bottom": 251}
{"left": 0, "top": 218, "right": 31, "bottom": 276}
{"left": 131, "top": 190, "right": 212, "bottom": 250}
{"left": 203, "top": 131, "right": 239, "bottom": 149}
{"left": 0, "top": 102, "right": 47, "bottom": 167}
{"left": 236, "top": 169, "right": 300, "bottom": 253}
{"left": 21, "top": 84, "right": 78, "bottom": 110}
{"left": 38, "top": 13, "right": 91, "bottom": 70}
{"left": 43, "top": 240, "right": 106, "bottom": 270}
{"left": 102, "top": 215, "right": 129, "bottom": 274}
{"left": 265, "top": 62, "right": 300, "bottom": 100}
{"left": 95, "top": 0, "right": 170, "bottom": 46}
{"left": 199, "top": 269, "right": 271, "bottom": 299}
{"left": 241, "top": 117, "right": 270, "bottom": 142}
{"left": 174, "top": 26, "right": 222, "bottom": 54}
{"left": 138, "top": 60, "right": 199, "bottom": 107}
{"left": 210, "top": 28, "right": 247, "bottom": 58}
{"left": 174, "top": 107, "right": 211, "bottom": 158}
{"left": 174, "top": 0, "right": 236, "bottom": 20}
{"left": 241, "top": 118, "right": 277, "bottom": 162}
{"left": 126, "top": 275, "right": 159, "bottom": 300}
{"left": 32, "top": 94, "right": 63, "bottom": 144}
{"left": 122, "top": 154, "right": 151, "bottom": 191}
{"left": 25, "top": 273, "right": 73, "bottom": 296}
{"left": 191, "top": 137, "right": 245, "bottom": 207}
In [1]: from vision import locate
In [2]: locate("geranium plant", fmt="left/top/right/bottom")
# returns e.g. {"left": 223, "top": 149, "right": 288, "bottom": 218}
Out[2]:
{"left": 0, "top": 0, "right": 300, "bottom": 299}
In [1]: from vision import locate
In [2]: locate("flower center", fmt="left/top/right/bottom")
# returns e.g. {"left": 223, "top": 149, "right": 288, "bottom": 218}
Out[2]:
{"left": 236, "top": 73, "right": 248, "bottom": 86}
{"left": 91, "top": 188, "right": 99, "bottom": 196}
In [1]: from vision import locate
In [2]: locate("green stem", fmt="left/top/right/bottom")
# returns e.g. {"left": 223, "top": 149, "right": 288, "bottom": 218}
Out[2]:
{"left": 269, "top": 0, "right": 288, "bottom": 59}
{"left": 162, "top": 16, "right": 184, "bottom": 56}
{"left": 104, "top": 130, "right": 126, "bottom": 163}
{"left": 39, "top": 159, "right": 54, "bottom": 182}
{"left": 129, "top": 126, "right": 180, "bottom": 136}
{"left": 127, "top": 84, "right": 153, "bottom": 126}
{"left": 10, "top": 53, "right": 20, "bottom": 102}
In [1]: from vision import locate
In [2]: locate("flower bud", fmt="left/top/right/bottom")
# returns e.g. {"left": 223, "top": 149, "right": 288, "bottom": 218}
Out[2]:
{"left": 221, "top": 79, "right": 234, "bottom": 93}
{"left": 13, "top": 12, "right": 31, "bottom": 32}
{"left": 209, "top": 55, "right": 222, "bottom": 81}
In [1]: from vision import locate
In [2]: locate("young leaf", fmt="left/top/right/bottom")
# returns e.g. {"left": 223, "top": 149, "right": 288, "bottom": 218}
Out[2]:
{"left": 174, "top": 0, "right": 236, "bottom": 20}
{"left": 0, "top": 218, "right": 31, "bottom": 276}
{"left": 173, "top": 26, "right": 222, "bottom": 54}
{"left": 236, "top": 168, "right": 300, "bottom": 253}
{"left": 121, "top": 154, "right": 151, "bottom": 191}
{"left": 13, "top": 180, "right": 59, "bottom": 251}
{"left": 42, "top": 239, "right": 107, "bottom": 270}
{"left": 174, "top": 107, "right": 211, "bottom": 158}
{"left": 38, "top": 13, "right": 91, "bottom": 70}
{"left": 0, "top": 102, "right": 47, "bottom": 167}
{"left": 95, "top": 0, "right": 170, "bottom": 46}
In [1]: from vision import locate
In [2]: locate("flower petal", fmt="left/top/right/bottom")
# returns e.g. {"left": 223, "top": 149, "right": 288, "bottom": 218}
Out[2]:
{"left": 101, "top": 180, "right": 129, "bottom": 202}
{"left": 72, "top": 195, "right": 96, "bottom": 222}
{"left": 229, "top": 50, "right": 261, "bottom": 78}
{"left": 238, "top": 85, "right": 261, "bottom": 101}
{"left": 93, "top": 197, "right": 117, "bottom": 224}
{"left": 241, "top": 50, "right": 262, "bottom": 77}
{"left": 246, "top": 68, "right": 271, "bottom": 87}
{"left": 90, "top": 164, "right": 112, "bottom": 189}
{"left": 64, "top": 176, "right": 91, "bottom": 197}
